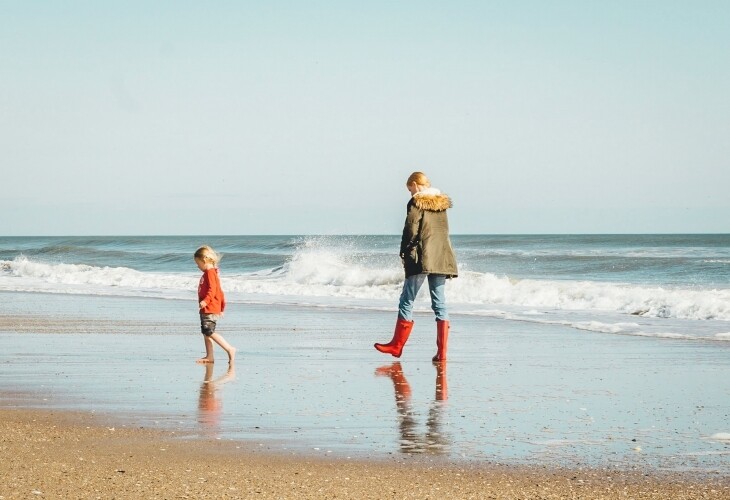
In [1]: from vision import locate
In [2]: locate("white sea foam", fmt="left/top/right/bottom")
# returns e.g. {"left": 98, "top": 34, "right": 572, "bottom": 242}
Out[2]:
{"left": 1, "top": 256, "right": 197, "bottom": 292}
{"left": 447, "top": 271, "right": 730, "bottom": 322}
{"left": 706, "top": 433, "right": 730, "bottom": 443}
{"left": 2, "top": 254, "right": 730, "bottom": 327}
{"left": 567, "top": 321, "right": 641, "bottom": 334}
{"left": 285, "top": 246, "right": 402, "bottom": 287}
{"left": 476, "top": 313, "right": 725, "bottom": 342}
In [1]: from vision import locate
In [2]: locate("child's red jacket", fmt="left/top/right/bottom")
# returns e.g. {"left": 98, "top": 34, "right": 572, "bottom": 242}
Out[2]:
{"left": 198, "top": 268, "right": 226, "bottom": 314}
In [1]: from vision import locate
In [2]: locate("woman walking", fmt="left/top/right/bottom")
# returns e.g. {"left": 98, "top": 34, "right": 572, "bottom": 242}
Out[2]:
{"left": 374, "top": 172, "right": 458, "bottom": 361}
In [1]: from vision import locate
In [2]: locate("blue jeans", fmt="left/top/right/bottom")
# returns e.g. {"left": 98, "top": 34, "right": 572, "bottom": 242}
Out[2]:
{"left": 398, "top": 274, "right": 448, "bottom": 321}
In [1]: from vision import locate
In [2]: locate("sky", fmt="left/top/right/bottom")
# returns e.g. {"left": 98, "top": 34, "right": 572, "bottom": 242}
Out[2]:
{"left": 1, "top": 1, "right": 729, "bottom": 235}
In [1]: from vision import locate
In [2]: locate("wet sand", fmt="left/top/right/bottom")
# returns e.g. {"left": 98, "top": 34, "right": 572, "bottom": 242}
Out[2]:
{"left": 1, "top": 291, "right": 730, "bottom": 497}
{"left": 2, "top": 408, "right": 728, "bottom": 499}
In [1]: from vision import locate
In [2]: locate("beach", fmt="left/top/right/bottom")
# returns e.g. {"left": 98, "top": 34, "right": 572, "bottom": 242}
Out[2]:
{"left": 2, "top": 289, "right": 729, "bottom": 498}
{"left": 2, "top": 408, "right": 728, "bottom": 499}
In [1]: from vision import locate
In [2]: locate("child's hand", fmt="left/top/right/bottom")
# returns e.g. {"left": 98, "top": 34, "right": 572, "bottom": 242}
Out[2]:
{"left": 199, "top": 300, "right": 207, "bottom": 309}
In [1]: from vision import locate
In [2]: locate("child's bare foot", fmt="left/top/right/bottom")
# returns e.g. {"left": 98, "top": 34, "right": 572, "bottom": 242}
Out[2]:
{"left": 196, "top": 357, "right": 214, "bottom": 364}
{"left": 228, "top": 347, "right": 237, "bottom": 365}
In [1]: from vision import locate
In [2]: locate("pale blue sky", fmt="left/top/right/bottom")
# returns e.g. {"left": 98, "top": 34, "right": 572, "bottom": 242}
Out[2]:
{"left": 2, "top": 1, "right": 728, "bottom": 235}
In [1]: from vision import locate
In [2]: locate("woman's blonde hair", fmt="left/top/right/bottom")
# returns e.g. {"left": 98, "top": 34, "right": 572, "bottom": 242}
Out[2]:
{"left": 194, "top": 245, "right": 221, "bottom": 266}
{"left": 406, "top": 171, "right": 430, "bottom": 188}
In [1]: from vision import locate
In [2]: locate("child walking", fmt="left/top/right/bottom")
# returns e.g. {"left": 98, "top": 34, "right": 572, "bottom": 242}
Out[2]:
{"left": 194, "top": 246, "right": 236, "bottom": 364}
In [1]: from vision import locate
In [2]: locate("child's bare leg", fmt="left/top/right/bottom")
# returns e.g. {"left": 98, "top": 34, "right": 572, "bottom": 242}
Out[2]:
{"left": 196, "top": 335, "right": 215, "bottom": 364}
{"left": 210, "top": 332, "right": 236, "bottom": 364}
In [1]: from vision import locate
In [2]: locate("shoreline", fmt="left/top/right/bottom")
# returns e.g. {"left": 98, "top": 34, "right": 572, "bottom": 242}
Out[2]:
{"left": 2, "top": 408, "right": 728, "bottom": 499}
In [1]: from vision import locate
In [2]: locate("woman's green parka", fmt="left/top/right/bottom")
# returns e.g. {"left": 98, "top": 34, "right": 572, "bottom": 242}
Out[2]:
{"left": 400, "top": 189, "right": 458, "bottom": 278}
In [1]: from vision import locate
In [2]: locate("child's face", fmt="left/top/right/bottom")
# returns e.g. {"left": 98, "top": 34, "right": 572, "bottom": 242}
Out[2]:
{"left": 195, "top": 258, "right": 210, "bottom": 271}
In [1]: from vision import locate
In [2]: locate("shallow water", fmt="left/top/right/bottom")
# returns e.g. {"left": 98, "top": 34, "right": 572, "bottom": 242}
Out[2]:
{"left": 1, "top": 291, "right": 728, "bottom": 474}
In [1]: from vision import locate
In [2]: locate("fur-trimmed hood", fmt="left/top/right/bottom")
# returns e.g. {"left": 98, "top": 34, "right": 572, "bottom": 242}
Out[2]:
{"left": 412, "top": 187, "right": 453, "bottom": 212}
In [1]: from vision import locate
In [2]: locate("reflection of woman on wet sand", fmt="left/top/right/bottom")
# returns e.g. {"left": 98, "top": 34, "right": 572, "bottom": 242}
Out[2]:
{"left": 198, "top": 364, "right": 236, "bottom": 433}
{"left": 375, "top": 362, "right": 449, "bottom": 455}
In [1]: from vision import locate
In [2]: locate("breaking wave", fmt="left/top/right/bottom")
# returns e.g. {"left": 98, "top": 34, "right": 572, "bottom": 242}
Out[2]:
{"left": 2, "top": 252, "right": 729, "bottom": 323}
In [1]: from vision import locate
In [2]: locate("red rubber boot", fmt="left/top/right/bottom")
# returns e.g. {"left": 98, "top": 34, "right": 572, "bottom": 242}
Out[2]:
{"left": 432, "top": 319, "right": 449, "bottom": 362}
{"left": 374, "top": 318, "right": 414, "bottom": 358}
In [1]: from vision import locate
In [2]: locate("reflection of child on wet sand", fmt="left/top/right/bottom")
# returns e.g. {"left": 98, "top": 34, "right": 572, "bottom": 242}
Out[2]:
{"left": 198, "top": 364, "right": 236, "bottom": 431}
{"left": 194, "top": 246, "right": 236, "bottom": 364}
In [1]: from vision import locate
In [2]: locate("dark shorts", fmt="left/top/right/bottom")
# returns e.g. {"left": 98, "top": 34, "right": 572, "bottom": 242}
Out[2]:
{"left": 200, "top": 313, "right": 219, "bottom": 336}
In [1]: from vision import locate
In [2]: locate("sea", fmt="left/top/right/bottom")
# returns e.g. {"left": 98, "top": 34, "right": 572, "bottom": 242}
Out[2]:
{"left": 1, "top": 234, "right": 729, "bottom": 343}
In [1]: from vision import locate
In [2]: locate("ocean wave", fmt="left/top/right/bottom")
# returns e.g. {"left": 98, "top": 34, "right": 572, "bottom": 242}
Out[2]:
{"left": 448, "top": 271, "right": 730, "bottom": 321}
{"left": 285, "top": 247, "right": 402, "bottom": 287}
{"left": 2, "top": 255, "right": 729, "bottom": 322}
{"left": 1, "top": 255, "right": 197, "bottom": 291}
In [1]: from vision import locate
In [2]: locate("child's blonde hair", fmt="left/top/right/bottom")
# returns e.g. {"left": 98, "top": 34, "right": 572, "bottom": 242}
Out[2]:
{"left": 194, "top": 245, "right": 221, "bottom": 266}
{"left": 407, "top": 171, "right": 431, "bottom": 188}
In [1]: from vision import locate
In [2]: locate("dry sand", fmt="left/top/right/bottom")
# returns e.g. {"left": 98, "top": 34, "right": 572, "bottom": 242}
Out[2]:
{"left": 1, "top": 408, "right": 728, "bottom": 499}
